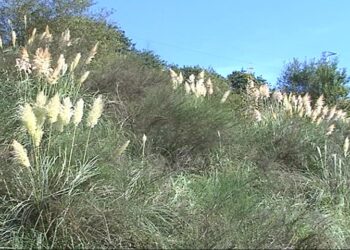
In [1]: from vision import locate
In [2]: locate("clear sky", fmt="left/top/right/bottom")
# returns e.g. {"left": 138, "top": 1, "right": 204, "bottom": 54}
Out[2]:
{"left": 94, "top": 0, "right": 350, "bottom": 85}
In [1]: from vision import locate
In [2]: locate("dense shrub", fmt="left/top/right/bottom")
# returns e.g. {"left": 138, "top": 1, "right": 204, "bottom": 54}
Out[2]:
{"left": 133, "top": 85, "right": 236, "bottom": 169}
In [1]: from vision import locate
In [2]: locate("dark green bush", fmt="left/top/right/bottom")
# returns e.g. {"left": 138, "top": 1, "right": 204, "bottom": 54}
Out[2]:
{"left": 133, "top": 85, "right": 236, "bottom": 169}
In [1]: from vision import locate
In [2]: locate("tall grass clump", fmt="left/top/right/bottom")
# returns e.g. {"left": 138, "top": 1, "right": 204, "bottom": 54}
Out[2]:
{"left": 0, "top": 88, "right": 105, "bottom": 247}
{"left": 0, "top": 24, "right": 99, "bottom": 103}
{"left": 235, "top": 81, "right": 350, "bottom": 173}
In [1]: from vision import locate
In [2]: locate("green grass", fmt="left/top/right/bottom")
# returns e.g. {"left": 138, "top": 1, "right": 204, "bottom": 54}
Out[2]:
{"left": 2, "top": 25, "right": 350, "bottom": 249}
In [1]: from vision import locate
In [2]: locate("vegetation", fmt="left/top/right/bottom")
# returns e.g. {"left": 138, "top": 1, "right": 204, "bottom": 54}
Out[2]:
{"left": 1, "top": 2, "right": 350, "bottom": 249}
{"left": 278, "top": 54, "right": 349, "bottom": 104}
{"left": 227, "top": 69, "right": 267, "bottom": 92}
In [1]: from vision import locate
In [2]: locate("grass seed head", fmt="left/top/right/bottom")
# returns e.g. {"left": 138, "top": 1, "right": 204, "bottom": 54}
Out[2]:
{"left": 28, "top": 28, "right": 37, "bottom": 44}
{"left": 79, "top": 71, "right": 90, "bottom": 85}
{"left": 33, "top": 128, "right": 44, "bottom": 147}
{"left": 12, "top": 140, "right": 31, "bottom": 167}
{"left": 116, "top": 140, "right": 130, "bottom": 156}
{"left": 70, "top": 53, "right": 81, "bottom": 72}
{"left": 169, "top": 68, "right": 177, "bottom": 79}
{"left": 316, "top": 116, "right": 323, "bottom": 125}
{"left": 20, "top": 47, "right": 30, "bottom": 62}
{"left": 61, "top": 29, "right": 71, "bottom": 46}
{"left": 11, "top": 30, "right": 16, "bottom": 48}
{"left": 197, "top": 70, "right": 205, "bottom": 80}
{"left": 46, "top": 93, "right": 61, "bottom": 124}
{"left": 259, "top": 84, "right": 270, "bottom": 98}
{"left": 272, "top": 90, "right": 283, "bottom": 103}
{"left": 315, "top": 94, "right": 324, "bottom": 112}
{"left": 85, "top": 42, "right": 99, "bottom": 64}
{"left": 327, "top": 106, "right": 337, "bottom": 121}
{"left": 326, "top": 124, "right": 335, "bottom": 136}
{"left": 142, "top": 134, "right": 147, "bottom": 144}
{"left": 195, "top": 78, "right": 207, "bottom": 97}
{"left": 33, "top": 47, "right": 52, "bottom": 77}
{"left": 87, "top": 95, "right": 104, "bottom": 128}
{"left": 220, "top": 90, "right": 231, "bottom": 103}
{"left": 177, "top": 72, "right": 184, "bottom": 85}
{"left": 321, "top": 105, "right": 329, "bottom": 118}
{"left": 254, "top": 109, "right": 262, "bottom": 122}
{"left": 21, "top": 103, "right": 37, "bottom": 138}
{"left": 184, "top": 81, "right": 191, "bottom": 94}
{"left": 59, "top": 97, "right": 73, "bottom": 125}
{"left": 73, "top": 98, "right": 84, "bottom": 126}
{"left": 40, "top": 25, "right": 52, "bottom": 42}
{"left": 49, "top": 54, "right": 65, "bottom": 84}
{"left": 206, "top": 78, "right": 214, "bottom": 95}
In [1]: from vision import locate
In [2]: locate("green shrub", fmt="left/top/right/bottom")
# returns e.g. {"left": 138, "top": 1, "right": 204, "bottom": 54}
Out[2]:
{"left": 133, "top": 85, "right": 236, "bottom": 169}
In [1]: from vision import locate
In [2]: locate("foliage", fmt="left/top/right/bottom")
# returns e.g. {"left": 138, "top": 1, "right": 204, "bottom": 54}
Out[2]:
{"left": 177, "top": 65, "right": 230, "bottom": 90}
{"left": 227, "top": 69, "right": 267, "bottom": 92}
{"left": 133, "top": 85, "right": 236, "bottom": 169}
{"left": 278, "top": 55, "right": 349, "bottom": 104}
{"left": 3, "top": 4, "right": 350, "bottom": 249}
{"left": 0, "top": 0, "right": 93, "bottom": 43}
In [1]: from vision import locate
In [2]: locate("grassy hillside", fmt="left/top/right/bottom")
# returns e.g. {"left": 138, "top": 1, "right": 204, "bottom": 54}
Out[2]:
{"left": 1, "top": 21, "right": 350, "bottom": 249}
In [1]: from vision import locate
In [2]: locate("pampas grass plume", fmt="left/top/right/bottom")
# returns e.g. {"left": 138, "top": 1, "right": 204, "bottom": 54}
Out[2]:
{"left": 33, "top": 128, "right": 44, "bottom": 147}
{"left": 87, "top": 95, "right": 104, "bottom": 128}
{"left": 28, "top": 28, "right": 37, "bottom": 45}
{"left": 198, "top": 70, "right": 205, "bottom": 80}
{"left": 184, "top": 81, "right": 191, "bottom": 94}
{"left": 21, "top": 47, "right": 30, "bottom": 62}
{"left": 142, "top": 134, "right": 147, "bottom": 144}
{"left": 327, "top": 106, "right": 337, "bottom": 121}
{"left": 220, "top": 90, "right": 231, "bottom": 103}
{"left": 169, "top": 68, "right": 177, "bottom": 79}
{"left": 46, "top": 93, "right": 61, "bottom": 124}
{"left": 73, "top": 98, "right": 84, "bottom": 126}
{"left": 33, "top": 47, "right": 51, "bottom": 76}
{"left": 79, "top": 71, "right": 90, "bottom": 85}
{"left": 326, "top": 124, "right": 335, "bottom": 136}
{"left": 60, "top": 97, "right": 73, "bottom": 125}
{"left": 254, "top": 109, "right": 262, "bottom": 122}
{"left": 35, "top": 90, "right": 47, "bottom": 106}
{"left": 116, "top": 140, "right": 130, "bottom": 156}
{"left": 206, "top": 78, "right": 214, "bottom": 95}
{"left": 41, "top": 25, "right": 52, "bottom": 41}
{"left": 259, "top": 84, "right": 270, "bottom": 98}
{"left": 70, "top": 53, "right": 81, "bottom": 72}
{"left": 12, "top": 140, "right": 31, "bottom": 167}
{"left": 195, "top": 79, "right": 207, "bottom": 97}
{"left": 178, "top": 72, "right": 184, "bottom": 84}
{"left": 61, "top": 29, "right": 71, "bottom": 46}
{"left": 272, "top": 90, "right": 283, "bottom": 103}
{"left": 11, "top": 30, "right": 16, "bottom": 48}
{"left": 85, "top": 42, "right": 99, "bottom": 64}
{"left": 21, "top": 103, "right": 37, "bottom": 137}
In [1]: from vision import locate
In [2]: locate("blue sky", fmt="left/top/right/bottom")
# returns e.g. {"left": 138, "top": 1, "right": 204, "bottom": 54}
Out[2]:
{"left": 94, "top": 0, "right": 350, "bottom": 85}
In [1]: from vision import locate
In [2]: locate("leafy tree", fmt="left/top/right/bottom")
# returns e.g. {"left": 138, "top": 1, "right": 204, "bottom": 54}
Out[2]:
{"left": 227, "top": 69, "right": 267, "bottom": 92}
{"left": 278, "top": 55, "right": 349, "bottom": 103}
{"left": 133, "top": 49, "right": 167, "bottom": 69}
{"left": 0, "top": 0, "right": 93, "bottom": 43}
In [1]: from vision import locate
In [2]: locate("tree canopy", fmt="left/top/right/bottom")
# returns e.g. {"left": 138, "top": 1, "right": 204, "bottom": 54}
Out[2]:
{"left": 278, "top": 55, "right": 349, "bottom": 103}
{"left": 227, "top": 69, "right": 267, "bottom": 92}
